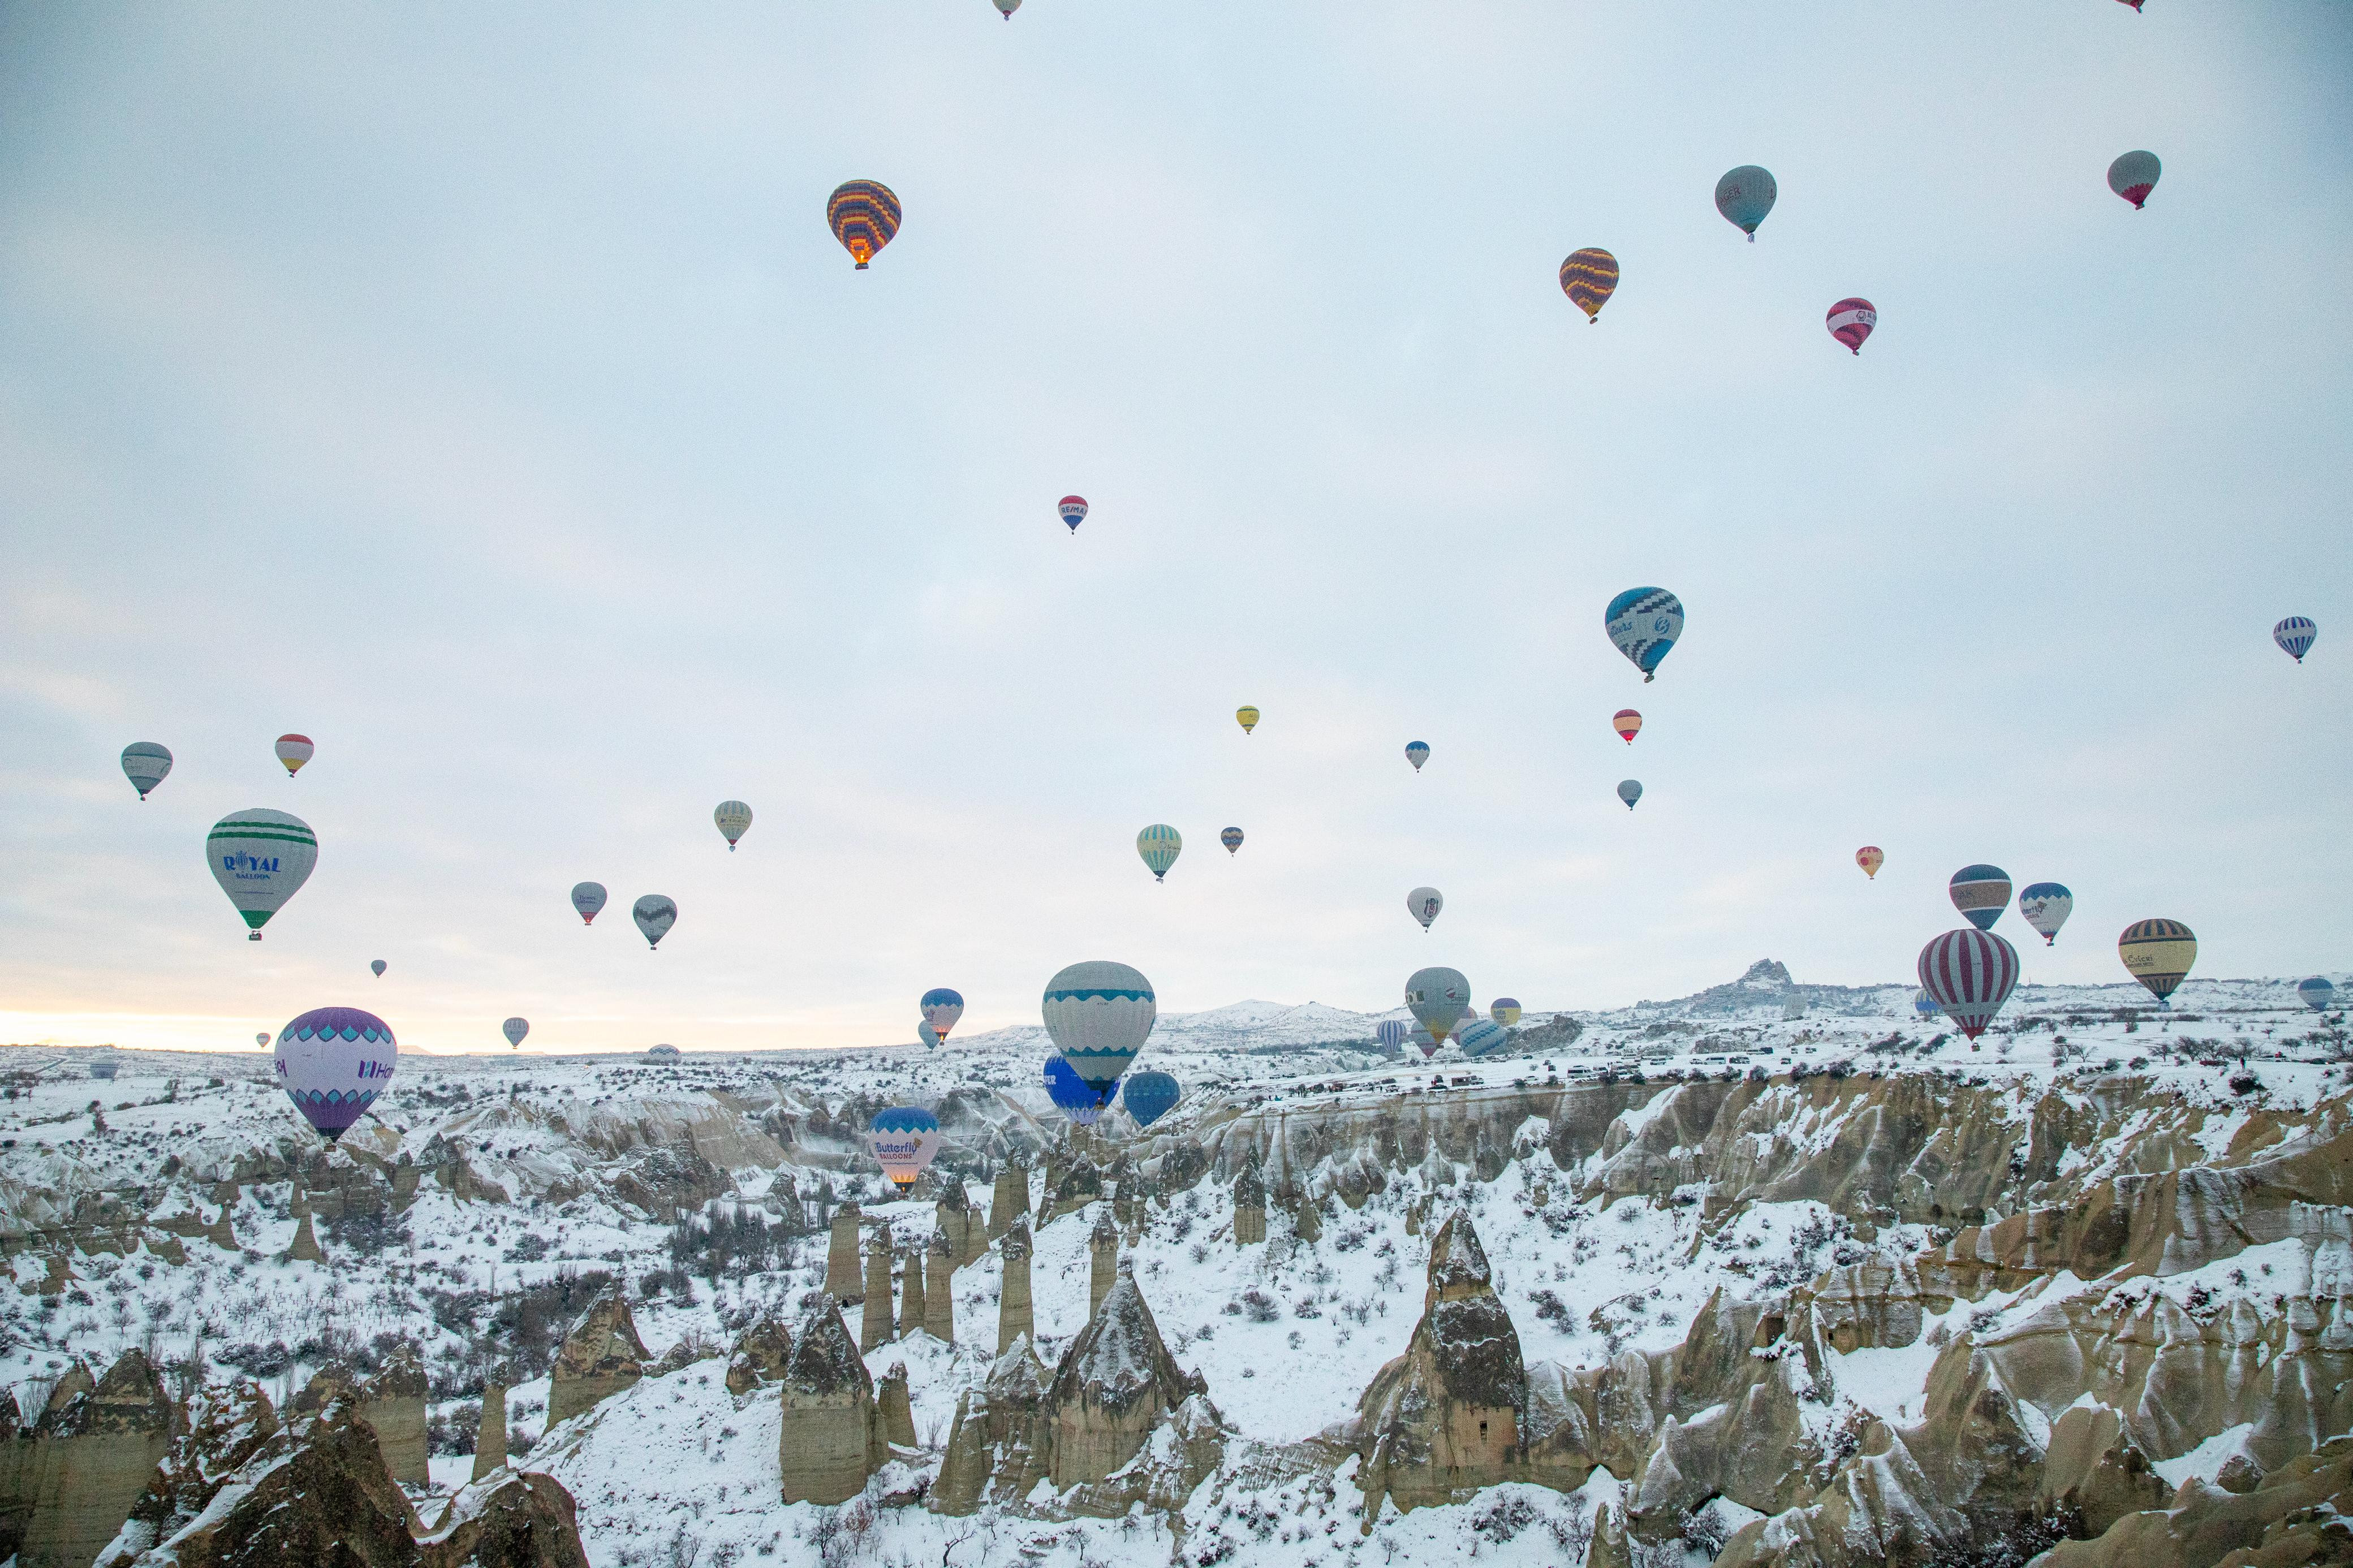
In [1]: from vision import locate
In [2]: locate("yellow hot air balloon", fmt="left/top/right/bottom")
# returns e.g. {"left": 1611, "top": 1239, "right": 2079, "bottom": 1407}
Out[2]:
{"left": 2118, "top": 919, "right": 2196, "bottom": 1007}
{"left": 1559, "top": 248, "right": 1620, "bottom": 323}
{"left": 1235, "top": 706, "right": 1260, "bottom": 735}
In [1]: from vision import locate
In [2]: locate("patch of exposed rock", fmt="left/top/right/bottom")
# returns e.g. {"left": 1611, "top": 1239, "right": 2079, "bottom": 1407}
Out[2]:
{"left": 546, "top": 1290, "right": 648, "bottom": 1428}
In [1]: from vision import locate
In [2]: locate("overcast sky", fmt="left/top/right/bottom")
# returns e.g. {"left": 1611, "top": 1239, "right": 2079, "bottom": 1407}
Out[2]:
{"left": 2, "top": 2, "right": 2347, "bottom": 1056}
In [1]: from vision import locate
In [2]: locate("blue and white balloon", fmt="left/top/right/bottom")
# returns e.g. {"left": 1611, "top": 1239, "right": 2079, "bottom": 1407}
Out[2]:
{"left": 2017, "top": 883, "right": 2073, "bottom": 947}
{"left": 1605, "top": 588, "right": 1684, "bottom": 682}
{"left": 1044, "top": 1054, "right": 1106, "bottom": 1126}
{"left": 1042, "top": 961, "right": 1156, "bottom": 1097}
{"left": 2298, "top": 977, "right": 2335, "bottom": 1013}
{"left": 1456, "top": 1018, "right": 1509, "bottom": 1058}
{"left": 2275, "top": 617, "right": 2317, "bottom": 663}
{"left": 1121, "top": 1069, "right": 1180, "bottom": 1129}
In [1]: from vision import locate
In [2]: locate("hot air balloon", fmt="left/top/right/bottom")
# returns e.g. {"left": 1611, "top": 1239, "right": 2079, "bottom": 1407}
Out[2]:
{"left": 2117, "top": 0, "right": 2143, "bottom": 10}
{"left": 2298, "top": 977, "right": 2335, "bottom": 1013}
{"left": 571, "top": 883, "right": 607, "bottom": 925}
{"left": 919, "top": 1021, "right": 941, "bottom": 1050}
{"left": 1236, "top": 707, "right": 1259, "bottom": 735}
{"left": 2108, "top": 150, "right": 2161, "bottom": 210}
{"left": 120, "top": 742, "right": 172, "bottom": 801}
{"left": 2118, "top": 919, "right": 2196, "bottom": 1007}
{"left": 994, "top": 0, "right": 1019, "bottom": 15}
{"left": 1405, "top": 741, "right": 1430, "bottom": 772}
{"left": 1406, "top": 967, "right": 1469, "bottom": 1041}
{"left": 502, "top": 1017, "right": 529, "bottom": 1049}
{"left": 1826, "top": 299, "right": 1876, "bottom": 355}
{"left": 1917, "top": 928, "right": 2020, "bottom": 1041}
{"left": 1044, "top": 1054, "right": 1107, "bottom": 1126}
{"left": 370, "top": 960, "right": 386, "bottom": 978}
{"left": 207, "top": 809, "right": 317, "bottom": 940}
{"left": 1376, "top": 1020, "right": 1408, "bottom": 1051}
{"left": 1490, "top": 999, "right": 1522, "bottom": 1027}
{"left": 633, "top": 895, "right": 677, "bottom": 950}
{"left": 271, "top": 735, "right": 314, "bottom": 777}
{"left": 273, "top": 1007, "right": 397, "bottom": 1142}
{"left": 1058, "top": 496, "right": 1087, "bottom": 534}
{"left": 714, "top": 800, "right": 753, "bottom": 850}
{"left": 1042, "top": 960, "right": 1155, "bottom": 1098}
{"left": 256, "top": 1032, "right": 272, "bottom": 1048}
{"left": 870, "top": 1107, "right": 942, "bottom": 1188}
{"left": 1613, "top": 710, "right": 1642, "bottom": 744}
{"left": 1559, "top": 248, "right": 1619, "bottom": 322}
{"left": 1221, "top": 827, "right": 1243, "bottom": 855}
{"left": 1856, "top": 846, "right": 1884, "bottom": 880}
{"left": 2275, "top": 617, "right": 2317, "bottom": 663}
{"left": 1912, "top": 989, "right": 1941, "bottom": 1019}
{"left": 1456, "top": 1018, "right": 1509, "bottom": 1058}
{"left": 1605, "top": 588, "right": 1684, "bottom": 681}
{"left": 1410, "top": 1026, "right": 1441, "bottom": 1059}
{"left": 2017, "top": 883, "right": 2074, "bottom": 947}
{"left": 1407, "top": 886, "right": 1443, "bottom": 932}
{"left": 1948, "top": 865, "right": 2011, "bottom": 931}
{"left": 1122, "top": 1069, "right": 1180, "bottom": 1129}
{"left": 921, "top": 987, "right": 965, "bottom": 1043}
{"left": 827, "top": 180, "right": 901, "bottom": 269}
{"left": 1617, "top": 780, "right": 1643, "bottom": 810}
{"left": 1714, "top": 166, "right": 1777, "bottom": 240}
{"left": 1135, "top": 824, "right": 1181, "bottom": 882}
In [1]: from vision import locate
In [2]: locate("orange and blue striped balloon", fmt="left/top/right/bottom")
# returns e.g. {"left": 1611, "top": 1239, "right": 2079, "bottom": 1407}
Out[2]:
{"left": 1559, "top": 248, "right": 1620, "bottom": 323}
{"left": 828, "top": 180, "right": 902, "bottom": 269}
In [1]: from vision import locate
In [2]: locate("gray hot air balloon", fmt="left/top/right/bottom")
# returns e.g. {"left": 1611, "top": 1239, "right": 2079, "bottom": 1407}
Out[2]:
{"left": 120, "top": 742, "right": 173, "bottom": 801}
{"left": 633, "top": 895, "right": 677, "bottom": 949}
{"left": 1405, "top": 966, "right": 1470, "bottom": 1041}
{"left": 502, "top": 1017, "right": 529, "bottom": 1049}
{"left": 1714, "top": 165, "right": 1777, "bottom": 240}
{"left": 2108, "top": 150, "right": 2161, "bottom": 210}
{"left": 1617, "top": 779, "right": 1643, "bottom": 810}
{"left": 370, "top": 960, "right": 386, "bottom": 978}
{"left": 571, "top": 882, "right": 607, "bottom": 926}
{"left": 205, "top": 809, "right": 317, "bottom": 940}
{"left": 1407, "top": 886, "right": 1443, "bottom": 931}
{"left": 714, "top": 800, "right": 753, "bottom": 850}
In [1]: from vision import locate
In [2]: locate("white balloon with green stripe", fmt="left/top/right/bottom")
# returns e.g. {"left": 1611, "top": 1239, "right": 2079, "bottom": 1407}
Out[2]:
{"left": 206, "top": 809, "right": 317, "bottom": 940}
{"left": 1042, "top": 960, "right": 1156, "bottom": 1095}
{"left": 1136, "top": 824, "right": 1182, "bottom": 882}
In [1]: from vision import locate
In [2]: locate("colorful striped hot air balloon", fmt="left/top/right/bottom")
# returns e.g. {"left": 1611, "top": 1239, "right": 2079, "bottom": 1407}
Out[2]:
{"left": 1617, "top": 779, "right": 1643, "bottom": 810}
{"left": 1613, "top": 710, "right": 1642, "bottom": 743}
{"left": 1948, "top": 865, "right": 2012, "bottom": 931}
{"left": 1405, "top": 741, "right": 1429, "bottom": 772}
{"left": 1221, "top": 827, "right": 1243, "bottom": 855}
{"left": 1407, "top": 886, "right": 1443, "bottom": 931}
{"left": 2118, "top": 918, "right": 2196, "bottom": 1007}
{"left": 2298, "top": 977, "right": 2335, "bottom": 1013}
{"left": 1605, "top": 588, "right": 1684, "bottom": 681}
{"left": 827, "top": 180, "right": 901, "bottom": 269}
{"left": 208, "top": 809, "right": 318, "bottom": 940}
{"left": 1856, "top": 846, "right": 1884, "bottom": 880}
{"left": 1714, "top": 166, "right": 1777, "bottom": 240}
{"left": 1235, "top": 706, "right": 1259, "bottom": 735}
{"left": 1917, "top": 928, "right": 2020, "bottom": 1041}
{"left": 1826, "top": 298, "right": 1876, "bottom": 355}
{"left": 1559, "top": 248, "right": 1619, "bottom": 322}
{"left": 1912, "top": 989, "right": 1941, "bottom": 1019}
{"left": 2107, "top": 150, "right": 2161, "bottom": 210}
{"left": 2018, "top": 883, "right": 2073, "bottom": 946}
{"left": 1376, "top": 1020, "right": 1408, "bottom": 1051}
{"left": 120, "top": 742, "right": 173, "bottom": 801}
{"left": 1136, "top": 824, "right": 1182, "bottom": 882}
{"left": 2275, "top": 617, "right": 2317, "bottom": 663}
{"left": 274, "top": 734, "right": 314, "bottom": 776}
{"left": 1490, "top": 999, "right": 1522, "bottom": 1027}
{"left": 1059, "top": 496, "right": 1088, "bottom": 534}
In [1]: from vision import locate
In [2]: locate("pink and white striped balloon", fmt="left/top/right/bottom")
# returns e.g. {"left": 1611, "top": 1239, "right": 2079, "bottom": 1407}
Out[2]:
{"left": 1916, "top": 928, "right": 2020, "bottom": 1041}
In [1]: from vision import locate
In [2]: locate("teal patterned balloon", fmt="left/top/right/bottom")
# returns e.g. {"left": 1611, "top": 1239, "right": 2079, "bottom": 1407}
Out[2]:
{"left": 1136, "top": 824, "right": 1182, "bottom": 882}
{"left": 1714, "top": 166, "right": 1777, "bottom": 239}
{"left": 1605, "top": 589, "right": 1684, "bottom": 682}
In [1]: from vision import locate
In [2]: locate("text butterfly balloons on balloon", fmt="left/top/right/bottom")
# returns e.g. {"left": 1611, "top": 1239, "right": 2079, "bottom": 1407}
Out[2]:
{"left": 870, "top": 1108, "right": 942, "bottom": 1189}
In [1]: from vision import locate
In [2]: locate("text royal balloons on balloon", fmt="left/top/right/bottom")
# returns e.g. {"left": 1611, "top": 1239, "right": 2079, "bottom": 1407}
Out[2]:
{"left": 1613, "top": 710, "right": 1642, "bottom": 743}
{"left": 120, "top": 742, "right": 173, "bottom": 800}
{"left": 1236, "top": 707, "right": 1259, "bottom": 735}
{"left": 1948, "top": 865, "right": 2012, "bottom": 931}
{"left": 1618, "top": 780, "right": 1643, "bottom": 810}
{"left": 275, "top": 734, "right": 314, "bottom": 776}
{"left": 2298, "top": 977, "right": 2335, "bottom": 1013}
{"left": 370, "top": 960, "right": 386, "bottom": 978}
{"left": 1404, "top": 741, "right": 1429, "bottom": 772}
{"left": 1856, "top": 846, "right": 1885, "bottom": 880}
{"left": 1714, "top": 165, "right": 1777, "bottom": 240}
{"left": 1042, "top": 961, "right": 1156, "bottom": 1097}
{"left": 921, "top": 988, "right": 964, "bottom": 1043}
{"left": 827, "top": 180, "right": 900, "bottom": 269}
{"left": 1826, "top": 298, "right": 1877, "bottom": 355}
{"left": 274, "top": 1007, "right": 396, "bottom": 1142}
{"left": 1605, "top": 588, "right": 1684, "bottom": 682}
{"left": 571, "top": 883, "right": 607, "bottom": 925}
{"left": 1559, "top": 248, "right": 1620, "bottom": 322}
{"left": 1221, "top": 827, "right": 1243, "bottom": 855}
{"left": 2275, "top": 617, "right": 2317, "bottom": 663}
{"left": 206, "top": 809, "right": 317, "bottom": 941}
{"left": 2119, "top": 919, "right": 2197, "bottom": 1007}
{"left": 2108, "top": 150, "right": 2161, "bottom": 210}
{"left": 633, "top": 895, "right": 677, "bottom": 949}
{"left": 714, "top": 800, "right": 752, "bottom": 850}
{"left": 870, "top": 1107, "right": 943, "bottom": 1188}
{"left": 2018, "top": 883, "right": 2074, "bottom": 947}
{"left": 1121, "top": 1069, "right": 1180, "bottom": 1129}
{"left": 1407, "top": 887, "right": 1443, "bottom": 931}
{"left": 1917, "top": 928, "right": 2021, "bottom": 1041}
{"left": 1136, "top": 824, "right": 1181, "bottom": 882}
{"left": 1405, "top": 967, "right": 1469, "bottom": 1040}
{"left": 502, "top": 1017, "right": 528, "bottom": 1049}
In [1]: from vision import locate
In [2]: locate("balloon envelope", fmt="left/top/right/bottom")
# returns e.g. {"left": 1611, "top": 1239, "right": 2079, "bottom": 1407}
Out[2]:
{"left": 633, "top": 895, "right": 678, "bottom": 949}
{"left": 827, "top": 180, "right": 901, "bottom": 268}
{"left": 256, "top": 1033, "right": 272, "bottom": 1048}
{"left": 1404, "top": 741, "right": 1429, "bottom": 772}
{"left": 1407, "top": 886, "right": 1443, "bottom": 930}
{"left": 1913, "top": 990, "right": 1941, "bottom": 1018}
{"left": 1558, "top": 248, "right": 1619, "bottom": 321}
{"left": 1410, "top": 1026, "right": 1440, "bottom": 1059}
{"left": 1605, "top": 588, "right": 1684, "bottom": 681}
{"left": 1376, "top": 1020, "right": 1408, "bottom": 1051}
{"left": 571, "top": 882, "right": 607, "bottom": 925}
{"left": 1058, "top": 495, "right": 1088, "bottom": 532}
{"left": 714, "top": 800, "right": 753, "bottom": 849}
{"left": 2017, "top": 883, "right": 2073, "bottom": 946}
{"left": 2297, "top": 977, "right": 2335, "bottom": 1013}
{"left": 1826, "top": 298, "right": 1877, "bottom": 355}
{"left": 870, "top": 1107, "right": 942, "bottom": 1188}
{"left": 206, "top": 809, "right": 318, "bottom": 940}
{"left": 1714, "top": 165, "right": 1777, "bottom": 237}
{"left": 1221, "top": 827, "right": 1243, "bottom": 854}
{"left": 1044, "top": 1054, "right": 1106, "bottom": 1126}
{"left": 1136, "top": 824, "right": 1181, "bottom": 882}
{"left": 1617, "top": 780, "right": 1643, "bottom": 810}
{"left": 919, "top": 1021, "right": 941, "bottom": 1050}
{"left": 502, "top": 1017, "right": 528, "bottom": 1048}
{"left": 1121, "top": 1069, "right": 1180, "bottom": 1129}
{"left": 1405, "top": 966, "right": 1470, "bottom": 1039}
{"left": 274, "top": 1007, "right": 396, "bottom": 1141}
{"left": 1235, "top": 707, "right": 1259, "bottom": 734}
{"left": 2107, "top": 150, "right": 2161, "bottom": 209}
{"left": 1456, "top": 1018, "right": 1509, "bottom": 1058}
{"left": 2275, "top": 617, "right": 2317, "bottom": 663}
{"left": 1490, "top": 999, "right": 1522, "bottom": 1026}
{"left": 1948, "top": 865, "right": 2012, "bottom": 931}
{"left": 2118, "top": 919, "right": 2196, "bottom": 1005}
{"left": 370, "top": 960, "right": 386, "bottom": 978}
{"left": 921, "top": 988, "right": 965, "bottom": 1040}
{"left": 1917, "top": 928, "right": 2020, "bottom": 1041}
{"left": 120, "top": 742, "right": 173, "bottom": 800}
{"left": 1042, "top": 961, "right": 1156, "bottom": 1095}
{"left": 274, "top": 734, "right": 314, "bottom": 776}
{"left": 995, "top": 0, "right": 1019, "bottom": 15}
{"left": 1612, "top": 710, "right": 1641, "bottom": 743}
{"left": 1856, "top": 846, "right": 1884, "bottom": 880}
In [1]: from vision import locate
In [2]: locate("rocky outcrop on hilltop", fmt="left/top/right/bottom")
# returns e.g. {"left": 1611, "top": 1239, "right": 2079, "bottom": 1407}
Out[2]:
{"left": 724, "top": 1312, "right": 794, "bottom": 1396}
{"left": 777, "top": 1298, "right": 885, "bottom": 1505}
{"left": 3, "top": 1349, "right": 175, "bottom": 1568}
{"left": 92, "top": 1380, "right": 278, "bottom": 1568}
{"left": 417, "top": 1466, "right": 592, "bottom": 1568}
{"left": 546, "top": 1290, "right": 648, "bottom": 1427}
{"left": 1045, "top": 1264, "right": 1208, "bottom": 1489}
{"left": 2034, "top": 1432, "right": 2353, "bottom": 1568}
{"left": 363, "top": 1341, "right": 430, "bottom": 1487}
{"left": 932, "top": 1336, "right": 1051, "bottom": 1514}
